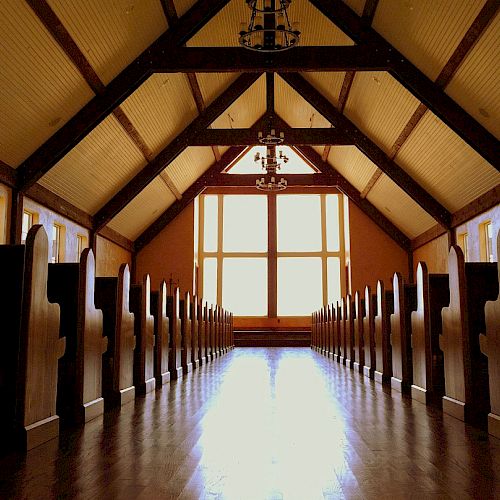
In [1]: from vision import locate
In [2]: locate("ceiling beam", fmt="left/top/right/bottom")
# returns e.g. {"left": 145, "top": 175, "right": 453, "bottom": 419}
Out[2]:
{"left": 0, "top": 161, "right": 16, "bottom": 188}
{"left": 309, "top": 0, "right": 499, "bottom": 170}
{"left": 16, "top": 0, "right": 232, "bottom": 191}
{"left": 149, "top": 45, "right": 391, "bottom": 72}
{"left": 266, "top": 72, "right": 275, "bottom": 114}
{"left": 186, "top": 127, "right": 353, "bottom": 146}
{"left": 93, "top": 73, "right": 262, "bottom": 232}
{"left": 210, "top": 172, "right": 339, "bottom": 187}
{"left": 135, "top": 147, "right": 245, "bottom": 251}
{"left": 279, "top": 73, "right": 452, "bottom": 227}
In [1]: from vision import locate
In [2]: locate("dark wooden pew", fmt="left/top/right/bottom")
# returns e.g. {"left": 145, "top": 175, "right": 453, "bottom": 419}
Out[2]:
{"left": 353, "top": 291, "right": 365, "bottom": 374}
{"left": 483, "top": 230, "right": 500, "bottom": 438}
{"left": 198, "top": 300, "right": 206, "bottom": 364}
{"left": 410, "top": 263, "right": 448, "bottom": 405}
{"left": 203, "top": 302, "right": 210, "bottom": 362}
{"left": 215, "top": 305, "right": 221, "bottom": 357}
{"left": 167, "top": 287, "right": 182, "bottom": 379}
{"left": 362, "top": 286, "right": 377, "bottom": 379}
{"left": 0, "top": 225, "right": 64, "bottom": 450}
{"left": 150, "top": 280, "right": 170, "bottom": 385}
{"left": 319, "top": 307, "right": 325, "bottom": 354}
{"left": 441, "top": 246, "right": 498, "bottom": 426}
{"left": 180, "top": 292, "right": 192, "bottom": 374}
{"left": 95, "top": 264, "right": 135, "bottom": 409}
{"left": 390, "top": 273, "right": 417, "bottom": 394}
{"left": 130, "top": 274, "right": 156, "bottom": 394}
{"left": 47, "top": 248, "right": 107, "bottom": 424}
{"left": 327, "top": 304, "right": 334, "bottom": 358}
{"left": 334, "top": 302, "right": 342, "bottom": 362}
{"left": 339, "top": 298, "right": 347, "bottom": 365}
{"left": 374, "top": 280, "right": 393, "bottom": 384}
{"left": 208, "top": 306, "right": 215, "bottom": 361}
{"left": 191, "top": 295, "right": 200, "bottom": 369}
{"left": 229, "top": 311, "right": 234, "bottom": 349}
{"left": 345, "top": 295, "right": 356, "bottom": 369}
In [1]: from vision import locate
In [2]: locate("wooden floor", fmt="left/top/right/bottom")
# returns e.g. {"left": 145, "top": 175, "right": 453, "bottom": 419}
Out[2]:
{"left": 1, "top": 348, "right": 499, "bottom": 499}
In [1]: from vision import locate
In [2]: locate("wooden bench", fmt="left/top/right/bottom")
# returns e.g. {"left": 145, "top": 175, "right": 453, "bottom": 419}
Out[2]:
{"left": 345, "top": 295, "right": 355, "bottom": 369}
{"left": 410, "top": 263, "right": 448, "bottom": 405}
{"left": 191, "top": 295, "right": 200, "bottom": 369}
{"left": 180, "top": 292, "right": 192, "bottom": 374}
{"left": 362, "top": 286, "right": 377, "bottom": 379}
{"left": 199, "top": 301, "right": 207, "bottom": 364}
{"left": 390, "top": 273, "right": 417, "bottom": 394}
{"left": 203, "top": 303, "right": 210, "bottom": 362}
{"left": 130, "top": 274, "right": 156, "bottom": 395}
{"left": 0, "top": 225, "right": 64, "bottom": 450}
{"left": 441, "top": 246, "right": 498, "bottom": 426}
{"left": 334, "top": 302, "right": 342, "bottom": 362}
{"left": 150, "top": 280, "right": 170, "bottom": 385}
{"left": 339, "top": 298, "right": 347, "bottom": 365}
{"left": 208, "top": 306, "right": 215, "bottom": 361}
{"left": 47, "top": 248, "right": 107, "bottom": 424}
{"left": 327, "top": 304, "right": 334, "bottom": 358}
{"left": 95, "top": 264, "right": 135, "bottom": 409}
{"left": 167, "top": 287, "right": 182, "bottom": 379}
{"left": 353, "top": 291, "right": 365, "bottom": 374}
{"left": 483, "top": 230, "right": 500, "bottom": 438}
{"left": 374, "top": 280, "right": 393, "bottom": 384}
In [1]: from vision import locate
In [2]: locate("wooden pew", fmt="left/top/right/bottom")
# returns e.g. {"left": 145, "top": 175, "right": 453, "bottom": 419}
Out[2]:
{"left": 130, "top": 275, "right": 156, "bottom": 395}
{"left": 339, "top": 298, "right": 347, "bottom": 365}
{"left": 150, "top": 281, "right": 170, "bottom": 385}
{"left": 216, "top": 305, "right": 222, "bottom": 356}
{"left": 334, "top": 302, "right": 342, "bottom": 362}
{"left": 483, "top": 230, "right": 500, "bottom": 438}
{"left": 167, "top": 287, "right": 182, "bottom": 379}
{"left": 441, "top": 246, "right": 498, "bottom": 425}
{"left": 0, "top": 225, "right": 64, "bottom": 450}
{"left": 327, "top": 304, "right": 334, "bottom": 358}
{"left": 180, "top": 292, "right": 193, "bottom": 374}
{"left": 374, "top": 280, "right": 393, "bottom": 384}
{"left": 229, "top": 312, "right": 234, "bottom": 349}
{"left": 198, "top": 301, "right": 207, "bottom": 365}
{"left": 191, "top": 295, "right": 200, "bottom": 369}
{"left": 353, "top": 291, "right": 365, "bottom": 374}
{"left": 362, "top": 286, "right": 377, "bottom": 379}
{"left": 47, "top": 248, "right": 107, "bottom": 424}
{"left": 345, "top": 295, "right": 355, "bottom": 369}
{"left": 95, "top": 264, "right": 135, "bottom": 409}
{"left": 208, "top": 306, "right": 215, "bottom": 361}
{"left": 319, "top": 308, "right": 325, "bottom": 354}
{"left": 410, "top": 263, "right": 448, "bottom": 405}
{"left": 312, "top": 310, "right": 318, "bottom": 350}
{"left": 203, "top": 303, "right": 210, "bottom": 362}
{"left": 390, "top": 273, "right": 417, "bottom": 394}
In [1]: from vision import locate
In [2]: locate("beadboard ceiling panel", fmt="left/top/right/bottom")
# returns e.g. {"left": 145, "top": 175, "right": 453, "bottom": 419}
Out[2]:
{"left": 120, "top": 74, "right": 198, "bottom": 156}
{"left": 108, "top": 178, "right": 176, "bottom": 240}
{"left": 165, "top": 147, "right": 216, "bottom": 194}
{"left": 301, "top": 72, "right": 346, "bottom": 110}
{"left": 373, "top": 0, "right": 486, "bottom": 81}
{"left": 39, "top": 115, "right": 146, "bottom": 214}
{"left": 327, "top": 146, "right": 379, "bottom": 192}
{"left": 211, "top": 74, "right": 266, "bottom": 129}
{"left": 445, "top": 13, "right": 500, "bottom": 140}
{"left": 341, "top": 0, "right": 365, "bottom": 16}
{"left": 196, "top": 73, "right": 241, "bottom": 107}
{"left": 173, "top": 0, "right": 197, "bottom": 17}
{"left": 367, "top": 175, "right": 437, "bottom": 239}
{"left": 0, "top": 0, "right": 94, "bottom": 167}
{"left": 344, "top": 72, "right": 422, "bottom": 155}
{"left": 395, "top": 111, "right": 500, "bottom": 212}
{"left": 188, "top": 0, "right": 353, "bottom": 47}
{"left": 276, "top": 75, "right": 331, "bottom": 129}
{"left": 47, "top": 0, "right": 167, "bottom": 85}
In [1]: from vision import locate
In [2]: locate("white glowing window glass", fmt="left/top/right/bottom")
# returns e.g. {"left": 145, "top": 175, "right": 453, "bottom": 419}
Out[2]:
{"left": 277, "top": 195, "right": 321, "bottom": 252}
{"left": 203, "top": 258, "right": 218, "bottom": 307}
{"left": 277, "top": 258, "right": 322, "bottom": 316}
{"left": 326, "top": 194, "right": 340, "bottom": 252}
{"left": 21, "top": 211, "right": 33, "bottom": 244}
{"left": 51, "top": 224, "right": 62, "bottom": 263}
{"left": 223, "top": 195, "right": 267, "bottom": 252}
{"left": 228, "top": 146, "right": 315, "bottom": 174}
{"left": 203, "top": 195, "right": 218, "bottom": 252}
{"left": 486, "top": 222, "right": 494, "bottom": 263}
{"left": 327, "top": 257, "right": 341, "bottom": 305}
{"left": 222, "top": 258, "right": 267, "bottom": 316}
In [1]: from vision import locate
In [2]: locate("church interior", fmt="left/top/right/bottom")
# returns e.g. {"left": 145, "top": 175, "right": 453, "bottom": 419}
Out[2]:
{"left": 0, "top": 0, "right": 499, "bottom": 498}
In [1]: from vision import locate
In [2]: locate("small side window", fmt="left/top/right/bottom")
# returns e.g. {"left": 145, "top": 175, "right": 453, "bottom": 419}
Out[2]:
{"left": 21, "top": 210, "right": 34, "bottom": 244}
{"left": 480, "top": 221, "right": 494, "bottom": 263}
{"left": 77, "top": 234, "right": 88, "bottom": 258}
{"left": 457, "top": 232, "right": 468, "bottom": 262}
{"left": 51, "top": 223, "right": 65, "bottom": 263}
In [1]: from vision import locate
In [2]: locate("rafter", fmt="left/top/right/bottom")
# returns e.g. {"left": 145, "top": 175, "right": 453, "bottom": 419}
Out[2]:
{"left": 309, "top": 0, "right": 499, "bottom": 170}
{"left": 93, "top": 73, "right": 262, "bottom": 232}
{"left": 279, "top": 73, "right": 452, "bottom": 227}
{"left": 16, "top": 0, "right": 232, "bottom": 191}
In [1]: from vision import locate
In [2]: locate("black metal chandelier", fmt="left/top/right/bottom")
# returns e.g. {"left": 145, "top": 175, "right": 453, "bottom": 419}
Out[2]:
{"left": 239, "top": 0, "right": 300, "bottom": 52}
{"left": 255, "top": 145, "right": 289, "bottom": 191}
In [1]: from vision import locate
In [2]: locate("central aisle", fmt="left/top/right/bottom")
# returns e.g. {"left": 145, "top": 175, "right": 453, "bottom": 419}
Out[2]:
{"left": 1, "top": 348, "right": 498, "bottom": 499}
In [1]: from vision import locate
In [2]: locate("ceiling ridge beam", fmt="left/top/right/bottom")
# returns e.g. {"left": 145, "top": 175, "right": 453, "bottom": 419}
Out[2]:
{"left": 280, "top": 72, "right": 451, "bottom": 227}
{"left": 135, "top": 147, "right": 245, "bottom": 251}
{"left": 93, "top": 73, "right": 262, "bottom": 232}
{"left": 16, "top": 0, "right": 232, "bottom": 191}
{"left": 308, "top": 0, "right": 499, "bottom": 170}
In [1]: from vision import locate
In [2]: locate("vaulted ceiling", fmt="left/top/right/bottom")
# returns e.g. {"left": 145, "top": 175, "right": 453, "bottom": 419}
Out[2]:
{"left": 1, "top": 0, "right": 499, "bottom": 253}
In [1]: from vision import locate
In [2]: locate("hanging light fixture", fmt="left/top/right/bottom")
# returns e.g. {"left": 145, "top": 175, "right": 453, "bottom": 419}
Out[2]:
{"left": 239, "top": 0, "right": 300, "bottom": 52}
{"left": 255, "top": 144, "right": 288, "bottom": 191}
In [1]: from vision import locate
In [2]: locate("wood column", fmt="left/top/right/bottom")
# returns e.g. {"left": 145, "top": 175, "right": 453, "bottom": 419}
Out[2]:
{"left": 268, "top": 193, "right": 277, "bottom": 318}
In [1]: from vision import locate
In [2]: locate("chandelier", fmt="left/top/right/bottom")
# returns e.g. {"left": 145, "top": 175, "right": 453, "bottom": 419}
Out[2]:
{"left": 255, "top": 146, "right": 288, "bottom": 191}
{"left": 239, "top": 0, "right": 300, "bottom": 52}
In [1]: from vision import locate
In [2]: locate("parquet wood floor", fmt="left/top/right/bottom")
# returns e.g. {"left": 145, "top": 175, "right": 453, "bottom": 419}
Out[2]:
{"left": 1, "top": 348, "right": 499, "bottom": 499}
